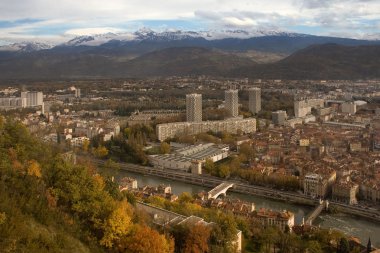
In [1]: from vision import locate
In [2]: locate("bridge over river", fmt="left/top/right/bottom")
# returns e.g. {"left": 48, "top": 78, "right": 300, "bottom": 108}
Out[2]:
{"left": 207, "top": 182, "right": 234, "bottom": 199}
{"left": 305, "top": 200, "right": 328, "bottom": 225}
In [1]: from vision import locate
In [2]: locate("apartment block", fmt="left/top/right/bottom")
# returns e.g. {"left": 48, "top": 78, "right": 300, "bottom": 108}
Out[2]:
{"left": 186, "top": 93, "right": 202, "bottom": 122}
{"left": 248, "top": 88, "right": 261, "bottom": 114}
{"left": 156, "top": 118, "right": 256, "bottom": 141}
{"left": 225, "top": 89, "right": 239, "bottom": 117}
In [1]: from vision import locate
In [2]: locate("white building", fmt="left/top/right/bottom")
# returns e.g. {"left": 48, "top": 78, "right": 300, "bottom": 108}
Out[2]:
{"left": 294, "top": 99, "right": 324, "bottom": 117}
{"left": 156, "top": 118, "right": 256, "bottom": 142}
{"left": 248, "top": 88, "right": 261, "bottom": 114}
{"left": 272, "top": 110, "right": 287, "bottom": 125}
{"left": 21, "top": 91, "right": 43, "bottom": 107}
{"left": 225, "top": 89, "right": 239, "bottom": 117}
{"left": 149, "top": 143, "right": 229, "bottom": 173}
{"left": 186, "top": 93, "right": 202, "bottom": 122}
{"left": 341, "top": 102, "right": 357, "bottom": 115}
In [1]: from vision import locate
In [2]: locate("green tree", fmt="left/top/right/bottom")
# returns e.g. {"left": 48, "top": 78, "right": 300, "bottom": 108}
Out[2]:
{"left": 218, "top": 165, "right": 231, "bottom": 179}
{"left": 93, "top": 145, "right": 109, "bottom": 158}
{"left": 307, "top": 240, "right": 323, "bottom": 253}
{"left": 337, "top": 238, "right": 350, "bottom": 253}
{"left": 204, "top": 159, "right": 215, "bottom": 174}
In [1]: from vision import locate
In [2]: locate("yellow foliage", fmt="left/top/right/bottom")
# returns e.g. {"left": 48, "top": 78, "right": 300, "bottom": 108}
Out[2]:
{"left": 93, "top": 145, "right": 109, "bottom": 158}
{"left": 26, "top": 160, "right": 42, "bottom": 178}
{"left": 93, "top": 174, "right": 105, "bottom": 190}
{"left": 100, "top": 200, "right": 132, "bottom": 248}
{"left": 119, "top": 224, "right": 173, "bottom": 253}
{"left": 0, "top": 212, "right": 6, "bottom": 225}
{"left": 82, "top": 139, "right": 90, "bottom": 152}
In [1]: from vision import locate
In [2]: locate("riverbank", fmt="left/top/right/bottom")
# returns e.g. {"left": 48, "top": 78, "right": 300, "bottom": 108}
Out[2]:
{"left": 92, "top": 159, "right": 380, "bottom": 224}
{"left": 95, "top": 161, "right": 380, "bottom": 247}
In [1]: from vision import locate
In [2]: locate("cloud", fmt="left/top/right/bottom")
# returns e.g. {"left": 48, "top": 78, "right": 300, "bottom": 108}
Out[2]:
{"left": 64, "top": 27, "right": 125, "bottom": 36}
{"left": 0, "top": 0, "right": 379, "bottom": 41}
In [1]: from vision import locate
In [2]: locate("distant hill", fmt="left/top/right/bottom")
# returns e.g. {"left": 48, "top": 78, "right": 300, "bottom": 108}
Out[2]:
{"left": 120, "top": 47, "right": 256, "bottom": 77}
{"left": 0, "top": 44, "right": 379, "bottom": 80}
{"left": 233, "top": 44, "right": 380, "bottom": 80}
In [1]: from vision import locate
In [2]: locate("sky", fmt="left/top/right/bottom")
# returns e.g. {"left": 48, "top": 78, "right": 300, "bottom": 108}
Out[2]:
{"left": 0, "top": 0, "right": 379, "bottom": 44}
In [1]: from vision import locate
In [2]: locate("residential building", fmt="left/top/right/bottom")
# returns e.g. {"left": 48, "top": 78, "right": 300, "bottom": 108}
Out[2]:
{"left": 119, "top": 177, "right": 138, "bottom": 191}
{"left": 248, "top": 88, "right": 261, "bottom": 114}
{"left": 21, "top": 91, "right": 43, "bottom": 107}
{"left": 303, "top": 169, "right": 336, "bottom": 198}
{"left": 156, "top": 118, "right": 256, "bottom": 141}
{"left": 272, "top": 110, "right": 287, "bottom": 125}
{"left": 254, "top": 208, "right": 295, "bottom": 232}
{"left": 186, "top": 93, "right": 202, "bottom": 122}
{"left": 294, "top": 98, "right": 324, "bottom": 117}
{"left": 360, "top": 180, "right": 380, "bottom": 204}
{"left": 225, "top": 89, "right": 239, "bottom": 117}
{"left": 342, "top": 102, "right": 357, "bottom": 115}
{"left": 332, "top": 177, "right": 359, "bottom": 205}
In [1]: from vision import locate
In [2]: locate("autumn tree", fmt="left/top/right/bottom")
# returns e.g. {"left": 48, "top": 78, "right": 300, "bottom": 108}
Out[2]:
{"left": 218, "top": 165, "right": 231, "bottom": 178}
{"left": 82, "top": 139, "right": 90, "bottom": 152}
{"left": 100, "top": 201, "right": 132, "bottom": 248}
{"left": 183, "top": 224, "right": 211, "bottom": 253}
{"left": 203, "top": 159, "right": 215, "bottom": 174}
{"left": 93, "top": 145, "right": 109, "bottom": 158}
{"left": 119, "top": 224, "right": 173, "bottom": 253}
{"left": 26, "top": 160, "right": 42, "bottom": 178}
{"left": 160, "top": 142, "right": 171, "bottom": 154}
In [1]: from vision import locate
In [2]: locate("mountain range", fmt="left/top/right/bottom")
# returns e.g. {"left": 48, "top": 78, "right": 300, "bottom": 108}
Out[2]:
{"left": 0, "top": 29, "right": 380, "bottom": 80}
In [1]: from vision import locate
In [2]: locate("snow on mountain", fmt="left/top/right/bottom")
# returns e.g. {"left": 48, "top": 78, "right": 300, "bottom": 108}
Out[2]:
{"left": 59, "top": 28, "right": 309, "bottom": 47}
{"left": 0, "top": 28, "right": 310, "bottom": 51}
{"left": 0, "top": 42, "right": 53, "bottom": 52}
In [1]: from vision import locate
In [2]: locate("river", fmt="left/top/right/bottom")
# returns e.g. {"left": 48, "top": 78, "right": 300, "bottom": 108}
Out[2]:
{"left": 104, "top": 168, "right": 380, "bottom": 247}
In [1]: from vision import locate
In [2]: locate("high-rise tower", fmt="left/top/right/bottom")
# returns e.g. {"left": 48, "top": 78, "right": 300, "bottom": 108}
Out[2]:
{"left": 186, "top": 94, "right": 202, "bottom": 122}
{"left": 225, "top": 90, "right": 239, "bottom": 117}
{"left": 248, "top": 88, "right": 261, "bottom": 114}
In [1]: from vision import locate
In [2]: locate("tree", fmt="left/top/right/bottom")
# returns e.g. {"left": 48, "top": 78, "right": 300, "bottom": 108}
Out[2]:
{"left": 210, "top": 213, "right": 238, "bottom": 252}
{"left": 119, "top": 224, "right": 173, "bottom": 253}
{"left": 100, "top": 200, "right": 132, "bottom": 248}
{"left": 82, "top": 139, "right": 90, "bottom": 152}
{"left": 178, "top": 192, "right": 194, "bottom": 204}
{"left": 203, "top": 159, "right": 215, "bottom": 174}
{"left": 337, "top": 238, "right": 350, "bottom": 253}
{"left": 93, "top": 145, "right": 109, "bottom": 158}
{"left": 238, "top": 143, "right": 254, "bottom": 162}
{"left": 160, "top": 142, "right": 171, "bottom": 154}
{"left": 183, "top": 224, "right": 211, "bottom": 253}
{"left": 218, "top": 165, "right": 231, "bottom": 179}
{"left": 0, "top": 212, "right": 6, "bottom": 225}
{"left": 26, "top": 160, "right": 42, "bottom": 178}
{"left": 307, "top": 241, "right": 323, "bottom": 253}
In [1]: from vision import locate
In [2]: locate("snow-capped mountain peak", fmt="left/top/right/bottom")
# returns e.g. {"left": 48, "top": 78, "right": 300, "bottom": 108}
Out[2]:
{"left": 1, "top": 29, "right": 311, "bottom": 51}
{"left": 0, "top": 41, "right": 53, "bottom": 52}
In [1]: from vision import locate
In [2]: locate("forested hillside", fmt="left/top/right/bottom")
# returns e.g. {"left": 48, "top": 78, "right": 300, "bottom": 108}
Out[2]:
{"left": 0, "top": 117, "right": 172, "bottom": 253}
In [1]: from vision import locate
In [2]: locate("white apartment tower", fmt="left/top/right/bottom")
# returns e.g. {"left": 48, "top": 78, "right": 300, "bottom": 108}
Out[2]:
{"left": 248, "top": 88, "right": 261, "bottom": 114}
{"left": 21, "top": 91, "right": 43, "bottom": 107}
{"left": 225, "top": 89, "right": 239, "bottom": 117}
{"left": 186, "top": 93, "right": 202, "bottom": 122}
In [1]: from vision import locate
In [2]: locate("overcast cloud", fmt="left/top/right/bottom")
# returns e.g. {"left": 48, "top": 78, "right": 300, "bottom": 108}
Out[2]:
{"left": 0, "top": 0, "right": 379, "bottom": 42}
